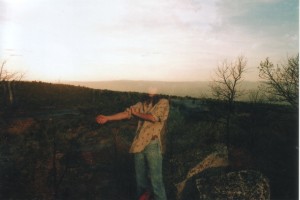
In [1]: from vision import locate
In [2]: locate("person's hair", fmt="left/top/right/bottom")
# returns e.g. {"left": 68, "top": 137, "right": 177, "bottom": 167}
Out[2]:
{"left": 142, "top": 94, "right": 162, "bottom": 105}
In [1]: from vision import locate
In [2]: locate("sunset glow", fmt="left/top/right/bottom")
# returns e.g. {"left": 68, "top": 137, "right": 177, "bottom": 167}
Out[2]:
{"left": 1, "top": 0, "right": 298, "bottom": 82}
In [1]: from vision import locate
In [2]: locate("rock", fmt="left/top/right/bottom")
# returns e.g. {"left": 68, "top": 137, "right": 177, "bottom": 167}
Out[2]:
{"left": 175, "top": 144, "right": 270, "bottom": 200}
{"left": 176, "top": 145, "right": 229, "bottom": 199}
{"left": 195, "top": 170, "right": 270, "bottom": 200}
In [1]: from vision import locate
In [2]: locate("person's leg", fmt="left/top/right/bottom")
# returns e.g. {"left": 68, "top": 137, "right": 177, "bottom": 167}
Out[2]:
{"left": 134, "top": 152, "right": 149, "bottom": 199}
{"left": 145, "top": 140, "right": 167, "bottom": 200}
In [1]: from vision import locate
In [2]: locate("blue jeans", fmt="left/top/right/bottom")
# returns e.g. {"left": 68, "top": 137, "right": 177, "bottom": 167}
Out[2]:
{"left": 134, "top": 140, "right": 167, "bottom": 200}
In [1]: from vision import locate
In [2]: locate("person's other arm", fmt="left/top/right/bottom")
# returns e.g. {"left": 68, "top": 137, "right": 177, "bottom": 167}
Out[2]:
{"left": 96, "top": 111, "right": 130, "bottom": 124}
{"left": 131, "top": 107, "right": 156, "bottom": 123}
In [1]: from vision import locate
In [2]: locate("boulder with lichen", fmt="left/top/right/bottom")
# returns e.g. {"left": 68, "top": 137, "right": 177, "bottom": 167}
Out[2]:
{"left": 176, "top": 144, "right": 229, "bottom": 199}
{"left": 176, "top": 143, "right": 270, "bottom": 200}
{"left": 195, "top": 170, "right": 270, "bottom": 200}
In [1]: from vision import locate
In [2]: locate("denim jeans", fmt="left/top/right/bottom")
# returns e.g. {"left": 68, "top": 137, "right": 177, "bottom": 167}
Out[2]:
{"left": 134, "top": 139, "right": 167, "bottom": 200}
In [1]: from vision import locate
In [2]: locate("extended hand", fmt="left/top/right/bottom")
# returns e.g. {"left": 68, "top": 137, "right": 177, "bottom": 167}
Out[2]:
{"left": 96, "top": 115, "right": 108, "bottom": 124}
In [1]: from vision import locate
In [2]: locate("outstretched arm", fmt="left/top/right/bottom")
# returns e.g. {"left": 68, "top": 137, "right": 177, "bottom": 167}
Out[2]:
{"left": 96, "top": 111, "right": 130, "bottom": 124}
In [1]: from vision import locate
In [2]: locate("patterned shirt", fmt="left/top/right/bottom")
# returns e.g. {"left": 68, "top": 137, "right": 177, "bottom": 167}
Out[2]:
{"left": 125, "top": 98, "right": 169, "bottom": 153}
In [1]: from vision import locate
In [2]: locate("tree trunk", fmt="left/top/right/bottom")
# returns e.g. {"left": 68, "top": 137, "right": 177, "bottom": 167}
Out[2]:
{"left": 7, "top": 81, "right": 14, "bottom": 106}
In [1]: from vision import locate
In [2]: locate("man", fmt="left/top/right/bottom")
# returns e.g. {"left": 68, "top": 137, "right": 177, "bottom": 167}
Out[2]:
{"left": 96, "top": 87, "right": 169, "bottom": 200}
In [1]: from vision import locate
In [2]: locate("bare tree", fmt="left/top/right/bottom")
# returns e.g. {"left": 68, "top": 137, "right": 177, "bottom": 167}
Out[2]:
{"left": 0, "top": 60, "right": 24, "bottom": 81}
{"left": 210, "top": 56, "right": 247, "bottom": 107}
{"left": 210, "top": 56, "right": 247, "bottom": 146}
{"left": 258, "top": 54, "right": 299, "bottom": 109}
{"left": 0, "top": 60, "right": 25, "bottom": 106}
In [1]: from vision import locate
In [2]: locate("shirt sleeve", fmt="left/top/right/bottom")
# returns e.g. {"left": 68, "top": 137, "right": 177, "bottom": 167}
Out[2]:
{"left": 125, "top": 102, "right": 142, "bottom": 119}
{"left": 150, "top": 99, "right": 169, "bottom": 122}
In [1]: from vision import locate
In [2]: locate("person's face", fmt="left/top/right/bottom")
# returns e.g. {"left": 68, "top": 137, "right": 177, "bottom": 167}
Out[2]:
{"left": 148, "top": 93, "right": 155, "bottom": 98}
{"left": 147, "top": 87, "right": 157, "bottom": 97}
{"left": 146, "top": 87, "right": 157, "bottom": 104}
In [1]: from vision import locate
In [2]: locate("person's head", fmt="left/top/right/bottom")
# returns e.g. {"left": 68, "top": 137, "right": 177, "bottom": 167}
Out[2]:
{"left": 142, "top": 87, "right": 160, "bottom": 105}
{"left": 147, "top": 87, "right": 158, "bottom": 97}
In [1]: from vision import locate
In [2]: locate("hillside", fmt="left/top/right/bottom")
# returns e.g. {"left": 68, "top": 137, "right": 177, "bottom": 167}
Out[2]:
{"left": 0, "top": 81, "right": 298, "bottom": 200}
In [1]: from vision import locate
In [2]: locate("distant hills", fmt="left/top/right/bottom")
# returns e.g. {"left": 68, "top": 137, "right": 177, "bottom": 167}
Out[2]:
{"left": 64, "top": 80, "right": 261, "bottom": 99}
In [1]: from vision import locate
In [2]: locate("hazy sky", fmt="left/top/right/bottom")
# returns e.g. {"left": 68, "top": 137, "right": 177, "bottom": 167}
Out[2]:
{"left": 1, "top": 0, "right": 298, "bottom": 82}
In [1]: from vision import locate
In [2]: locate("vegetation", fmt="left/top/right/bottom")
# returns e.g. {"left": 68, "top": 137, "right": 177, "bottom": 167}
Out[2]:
{"left": 259, "top": 54, "right": 299, "bottom": 109}
{"left": 0, "top": 51, "right": 298, "bottom": 200}
{"left": 0, "top": 60, "right": 25, "bottom": 107}
{"left": 0, "top": 80, "right": 298, "bottom": 199}
{"left": 210, "top": 55, "right": 247, "bottom": 147}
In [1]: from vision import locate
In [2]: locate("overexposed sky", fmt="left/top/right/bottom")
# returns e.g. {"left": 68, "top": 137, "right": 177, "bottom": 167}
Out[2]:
{"left": 0, "top": 0, "right": 298, "bottom": 82}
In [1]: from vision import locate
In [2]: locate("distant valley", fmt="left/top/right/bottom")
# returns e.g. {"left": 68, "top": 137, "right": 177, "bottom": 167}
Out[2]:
{"left": 64, "top": 80, "right": 261, "bottom": 99}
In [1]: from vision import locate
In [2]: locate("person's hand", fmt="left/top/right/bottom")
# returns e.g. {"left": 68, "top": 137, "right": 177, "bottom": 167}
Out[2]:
{"left": 96, "top": 115, "right": 108, "bottom": 124}
{"left": 130, "top": 107, "right": 139, "bottom": 116}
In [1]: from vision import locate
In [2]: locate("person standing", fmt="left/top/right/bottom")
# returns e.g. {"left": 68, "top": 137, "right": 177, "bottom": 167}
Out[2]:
{"left": 96, "top": 88, "right": 169, "bottom": 200}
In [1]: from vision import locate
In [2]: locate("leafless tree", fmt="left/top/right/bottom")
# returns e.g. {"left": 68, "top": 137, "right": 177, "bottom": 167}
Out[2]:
{"left": 210, "top": 56, "right": 247, "bottom": 107}
{"left": 210, "top": 55, "right": 247, "bottom": 146}
{"left": 0, "top": 60, "right": 25, "bottom": 106}
{"left": 258, "top": 54, "right": 299, "bottom": 109}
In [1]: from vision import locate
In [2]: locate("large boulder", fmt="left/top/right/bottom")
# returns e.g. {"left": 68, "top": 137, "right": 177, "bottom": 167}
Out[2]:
{"left": 176, "top": 144, "right": 270, "bottom": 200}
{"left": 176, "top": 144, "right": 229, "bottom": 199}
{"left": 195, "top": 170, "right": 270, "bottom": 200}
